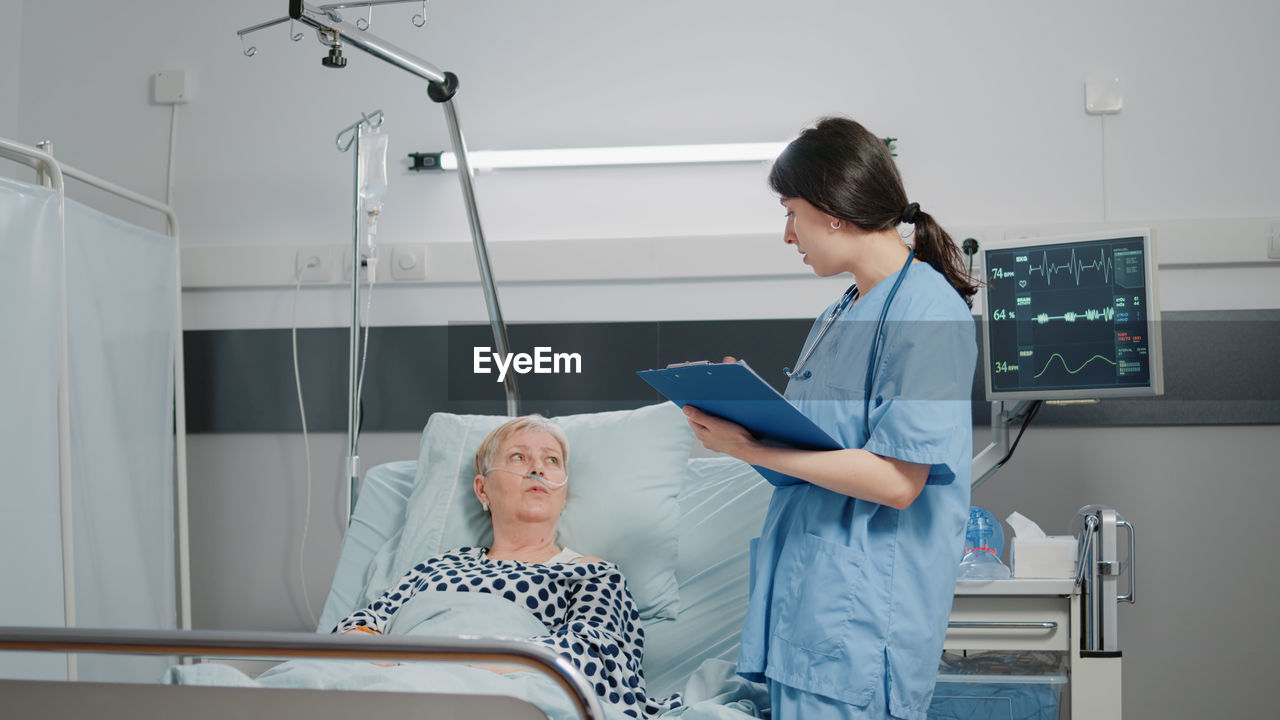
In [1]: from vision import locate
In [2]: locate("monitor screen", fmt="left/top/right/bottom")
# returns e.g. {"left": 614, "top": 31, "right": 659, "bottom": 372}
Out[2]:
{"left": 981, "top": 229, "right": 1163, "bottom": 401}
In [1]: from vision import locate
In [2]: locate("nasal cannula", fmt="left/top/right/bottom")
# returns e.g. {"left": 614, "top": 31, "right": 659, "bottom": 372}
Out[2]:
{"left": 484, "top": 467, "right": 568, "bottom": 488}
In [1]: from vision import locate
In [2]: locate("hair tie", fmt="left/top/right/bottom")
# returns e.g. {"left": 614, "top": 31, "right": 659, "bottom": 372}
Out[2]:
{"left": 900, "top": 202, "right": 920, "bottom": 224}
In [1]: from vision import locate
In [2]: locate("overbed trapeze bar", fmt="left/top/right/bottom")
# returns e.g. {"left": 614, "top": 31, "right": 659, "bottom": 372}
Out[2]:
{"left": 0, "top": 626, "right": 604, "bottom": 720}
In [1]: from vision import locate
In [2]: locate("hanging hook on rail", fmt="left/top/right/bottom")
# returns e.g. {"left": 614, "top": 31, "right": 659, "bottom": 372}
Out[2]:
{"left": 335, "top": 110, "right": 385, "bottom": 153}
{"left": 238, "top": 2, "right": 428, "bottom": 57}
{"left": 237, "top": 15, "right": 295, "bottom": 57}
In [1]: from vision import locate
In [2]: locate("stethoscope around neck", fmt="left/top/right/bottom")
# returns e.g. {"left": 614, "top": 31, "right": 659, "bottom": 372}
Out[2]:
{"left": 783, "top": 248, "right": 915, "bottom": 437}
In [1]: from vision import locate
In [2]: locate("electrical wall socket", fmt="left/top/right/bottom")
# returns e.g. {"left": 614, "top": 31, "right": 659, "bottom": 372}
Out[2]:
{"left": 295, "top": 249, "right": 332, "bottom": 283}
{"left": 337, "top": 245, "right": 428, "bottom": 282}
{"left": 390, "top": 244, "right": 428, "bottom": 281}
{"left": 342, "top": 248, "right": 379, "bottom": 282}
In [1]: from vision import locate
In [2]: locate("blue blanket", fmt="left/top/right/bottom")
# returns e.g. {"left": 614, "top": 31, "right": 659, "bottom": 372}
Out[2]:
{"left": 164, "top": 592, "right": 766, "bottom": 719}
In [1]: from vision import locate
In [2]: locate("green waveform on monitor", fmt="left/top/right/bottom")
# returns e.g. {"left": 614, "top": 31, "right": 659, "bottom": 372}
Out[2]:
{"left": 1033, "top": 352, "right": 1118, "bottom": 379}
{"left": 1033, "top": 306, "right": 1116, "bottom": 324}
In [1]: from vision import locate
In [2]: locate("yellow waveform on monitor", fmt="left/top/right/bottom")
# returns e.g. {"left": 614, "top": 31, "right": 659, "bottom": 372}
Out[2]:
{"left": 1033, "top": 352, "right": 1118, "bottom": 379}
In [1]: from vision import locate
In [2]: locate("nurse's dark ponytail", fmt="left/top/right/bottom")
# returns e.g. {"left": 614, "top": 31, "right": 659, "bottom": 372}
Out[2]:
{"left": 769, "top": 116, "right": 979, "bottom": 307}
{"left": 902, "top": 207, "right": 978, "bottom": 307}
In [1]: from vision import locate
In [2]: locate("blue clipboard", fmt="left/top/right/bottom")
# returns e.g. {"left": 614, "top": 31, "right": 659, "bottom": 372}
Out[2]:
{"left": 636, "top": 361, "right": 844, "bottom": 486}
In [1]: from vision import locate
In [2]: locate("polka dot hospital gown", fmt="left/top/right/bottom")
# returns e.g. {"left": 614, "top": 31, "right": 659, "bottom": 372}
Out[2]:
{"left": 334, "top": 547, "right": 683, "bottom": 718}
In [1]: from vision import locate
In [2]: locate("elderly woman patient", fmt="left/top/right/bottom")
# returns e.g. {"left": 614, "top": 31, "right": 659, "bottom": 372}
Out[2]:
{"left": 333, "top": 415, "right": 681, "bottom": 719}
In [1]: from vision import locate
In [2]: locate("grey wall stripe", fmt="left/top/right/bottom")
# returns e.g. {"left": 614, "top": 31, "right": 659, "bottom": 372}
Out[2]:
{"left": 183, "top": 310, "right": 1279, "bottom": 433}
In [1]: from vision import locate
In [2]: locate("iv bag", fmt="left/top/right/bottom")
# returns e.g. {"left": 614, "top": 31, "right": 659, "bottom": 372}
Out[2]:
{"left": 358, "top": 127, "right": 389, "bottom": 210}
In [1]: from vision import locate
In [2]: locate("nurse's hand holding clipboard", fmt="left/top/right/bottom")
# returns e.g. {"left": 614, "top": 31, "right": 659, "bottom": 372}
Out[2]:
{"left": 682, "top": 356, "right": 929, "bottom": 510}
{"left": 683, "top": 402, "right": 930, "bottom": 510}
{"left": 680, "top": 355, "right": 761, "bottom": 458}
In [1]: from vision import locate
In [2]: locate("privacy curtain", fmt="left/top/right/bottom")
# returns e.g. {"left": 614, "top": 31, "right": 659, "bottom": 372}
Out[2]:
{"left": 0, "top": 177, "right": 66, "bottom": 681}
{"left": 0, "top": 177, "right": 178, "bottom": 682}
{"left": 65, "top": 196, "right": 178, "bottom": 682}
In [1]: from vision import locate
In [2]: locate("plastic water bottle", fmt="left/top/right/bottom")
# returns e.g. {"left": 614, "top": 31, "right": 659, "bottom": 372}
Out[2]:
{"left": 959, "top": 506, "right": 1011, "bottom": 580}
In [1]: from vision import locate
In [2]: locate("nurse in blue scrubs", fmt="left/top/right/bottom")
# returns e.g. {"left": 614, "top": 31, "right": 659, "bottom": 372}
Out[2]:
{"left": 683, "top": 117, "right": 978, "bottom": 720}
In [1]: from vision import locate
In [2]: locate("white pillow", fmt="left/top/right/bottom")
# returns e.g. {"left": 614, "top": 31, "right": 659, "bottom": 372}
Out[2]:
{"left": 388, "top": 402, "right": 692, "bottom": 621}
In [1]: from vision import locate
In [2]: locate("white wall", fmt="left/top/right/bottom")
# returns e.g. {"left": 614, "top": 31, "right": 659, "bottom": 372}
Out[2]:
{"left": 15, "top": 0, "right": 1280, "bottom": 248}
{"left": 14, "top": 1, "right": 1279, "bottom": 329}
{"left": 0, "top": 0, "right": 22, "bottom": 142}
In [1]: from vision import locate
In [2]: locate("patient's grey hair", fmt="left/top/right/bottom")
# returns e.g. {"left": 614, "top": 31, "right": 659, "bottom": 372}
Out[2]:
{"left": 474, "top": 415, "right": 570, "bottom": 478}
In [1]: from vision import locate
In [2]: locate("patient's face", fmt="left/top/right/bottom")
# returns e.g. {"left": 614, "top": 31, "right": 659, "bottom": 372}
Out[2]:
{"left": 478, "top": 428, "right": 569, "bottom": 527}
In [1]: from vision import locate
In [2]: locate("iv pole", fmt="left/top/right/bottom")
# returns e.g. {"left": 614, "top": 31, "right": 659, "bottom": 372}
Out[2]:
{"left": 241, "top": 1, "right": 522, "bottom": 516}
{"left": 281, "top": 0, "right": 520, "bottom": 416}
{"left": 334, "top": 109, "right": 383, "bottom": 523}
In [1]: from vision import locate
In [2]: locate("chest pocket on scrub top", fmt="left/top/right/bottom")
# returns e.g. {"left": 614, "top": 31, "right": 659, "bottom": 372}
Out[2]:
{"left": 810, "top": 378, "right": 879, "bottom": 447}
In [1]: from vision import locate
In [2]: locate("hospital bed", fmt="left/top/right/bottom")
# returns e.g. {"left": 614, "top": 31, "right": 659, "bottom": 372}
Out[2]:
{"left": 1, "top": 404, "right": 774, "bottom": 719}
{"left": 307, "top": 406, "right": 775, "bottom": 704}
{"left": 288, "top": 404, "right": 1130, "bottom": 720}
{"left": 2, "top": 402, "right": 1127, "bottom": 718}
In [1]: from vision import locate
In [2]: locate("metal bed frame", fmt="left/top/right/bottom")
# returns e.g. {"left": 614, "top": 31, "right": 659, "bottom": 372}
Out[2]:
{"left": 0, "top": 627, "right": 602, "bottom": 719}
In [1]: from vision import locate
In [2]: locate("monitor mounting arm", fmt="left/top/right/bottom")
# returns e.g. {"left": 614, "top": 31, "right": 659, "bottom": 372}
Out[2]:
{"left": 971, "top": 400, "right": 1036, "bottom": 490}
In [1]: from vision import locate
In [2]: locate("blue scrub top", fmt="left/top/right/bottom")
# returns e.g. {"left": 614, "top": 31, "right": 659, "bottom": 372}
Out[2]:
{"left": 737, "top": 262, "right": 977, "bottom": 720}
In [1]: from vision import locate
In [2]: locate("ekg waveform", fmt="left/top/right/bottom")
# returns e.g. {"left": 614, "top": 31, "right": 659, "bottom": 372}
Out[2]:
{"left": 1027, "top": 248, "right": 1113, "bottom": 287}
{"left": 1033, "top": 352, "right": 1118, "bottom": 379}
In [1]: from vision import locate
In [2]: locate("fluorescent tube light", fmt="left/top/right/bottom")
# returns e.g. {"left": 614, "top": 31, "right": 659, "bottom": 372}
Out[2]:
{"left": 438, "top": 142, "right": 787, "bottom": 171}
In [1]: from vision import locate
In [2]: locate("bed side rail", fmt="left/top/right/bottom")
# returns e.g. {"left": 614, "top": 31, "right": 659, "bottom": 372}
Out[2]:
{"left": 0, "top": 626, "right": 602, "bottom": 720}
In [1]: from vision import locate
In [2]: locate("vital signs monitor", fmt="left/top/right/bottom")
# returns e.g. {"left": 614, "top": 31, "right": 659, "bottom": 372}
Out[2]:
{"left": 981, "top": 228, "right": 1164, "bottom": 401}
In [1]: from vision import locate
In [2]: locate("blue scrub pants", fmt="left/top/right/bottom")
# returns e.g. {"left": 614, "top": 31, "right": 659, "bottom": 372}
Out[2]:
{"left": 768, "top": 678, "right": 894, "bottom": 720}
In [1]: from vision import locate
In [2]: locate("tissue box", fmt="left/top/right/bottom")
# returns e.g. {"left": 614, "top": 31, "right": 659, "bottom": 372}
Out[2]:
{"left": 1011, "top": 536, "right": 1077, "bottom": 578}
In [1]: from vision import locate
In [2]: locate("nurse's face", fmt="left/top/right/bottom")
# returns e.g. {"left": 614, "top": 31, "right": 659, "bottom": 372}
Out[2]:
{"left": 781, "top": 197, "right": 851, "bottom": 277}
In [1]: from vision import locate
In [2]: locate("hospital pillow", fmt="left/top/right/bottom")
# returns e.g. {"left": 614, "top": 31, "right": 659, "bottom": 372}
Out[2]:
{"left": 643, "top": 457, "right": 771, "bottom": 697}
{"left": 383, "top": 402, "right": 692, "bottom": 621}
